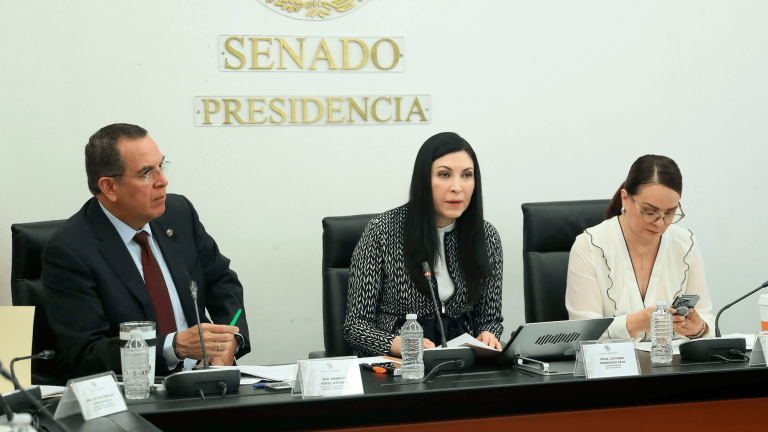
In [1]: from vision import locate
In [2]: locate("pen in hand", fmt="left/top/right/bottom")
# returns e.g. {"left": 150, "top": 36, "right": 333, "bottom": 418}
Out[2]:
{"left": 230, "top": 309, "right": 242, "bottom": 326}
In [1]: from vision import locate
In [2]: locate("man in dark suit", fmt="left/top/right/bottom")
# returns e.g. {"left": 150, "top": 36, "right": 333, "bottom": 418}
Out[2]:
{"left": 42, "top": 123, "right": 250, "bottom": 379}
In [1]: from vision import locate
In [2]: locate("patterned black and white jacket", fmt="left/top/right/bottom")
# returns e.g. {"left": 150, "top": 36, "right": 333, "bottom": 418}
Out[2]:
{"left": 343, "top": 205, "right": 504, "bottom": 357}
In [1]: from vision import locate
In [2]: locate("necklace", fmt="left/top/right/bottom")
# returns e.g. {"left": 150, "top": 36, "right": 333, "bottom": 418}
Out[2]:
{"left": 621, "top": 216, "right": 658, "bottom": 271}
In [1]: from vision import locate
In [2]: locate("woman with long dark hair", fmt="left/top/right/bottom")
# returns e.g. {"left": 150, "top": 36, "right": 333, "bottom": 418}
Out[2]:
{"left": 566, "top": 155, "right": 714, "bottom": 341}
{"left": 343, "top": 132, "right": 503, "bottom": 357}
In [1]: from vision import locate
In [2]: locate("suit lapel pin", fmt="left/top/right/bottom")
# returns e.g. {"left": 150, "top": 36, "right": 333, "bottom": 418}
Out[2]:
{"left": 166, "top": 229, "right": 173, "bottom": 237}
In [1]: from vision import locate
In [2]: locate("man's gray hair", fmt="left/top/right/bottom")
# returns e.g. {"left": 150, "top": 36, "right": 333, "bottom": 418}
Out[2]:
{"left": 85, "top": 124, "right": 147, "bottom": 195}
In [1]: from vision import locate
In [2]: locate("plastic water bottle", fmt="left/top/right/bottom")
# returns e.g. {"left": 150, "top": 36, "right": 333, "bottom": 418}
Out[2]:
{"left": 9, "top": 413, "right": 36, "bottom": 432}
{"left": 123, "top": 329, "right": 150, "bottom": 399}
{"left": 651, "top": 301, "right": 673, "bottom": 365}
{"left": 400, "top": 314, "right": 424, "bottom": 380}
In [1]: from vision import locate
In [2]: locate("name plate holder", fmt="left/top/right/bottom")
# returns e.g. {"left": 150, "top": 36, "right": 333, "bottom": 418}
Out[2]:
{"left": 53, "top": 371, "right": 127, "bottom": 421}
{"left": 291, "top": 356, "right": 364, "bottom": 399}
{"left": 749, "top": 332, "right": 767, "bottom": 366}
{"left": 574, "top": 339, "right": 641, "bottom": 378}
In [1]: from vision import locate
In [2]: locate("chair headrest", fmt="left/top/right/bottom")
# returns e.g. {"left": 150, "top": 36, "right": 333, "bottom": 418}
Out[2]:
{"left": 11, "top": 220, "right": 66, "bottom": 279}
{"left": 522, "top": 200, "right": 610, "bottom": 253}
{"left": 322, "top": 214, "right": 377, "bottom": 268}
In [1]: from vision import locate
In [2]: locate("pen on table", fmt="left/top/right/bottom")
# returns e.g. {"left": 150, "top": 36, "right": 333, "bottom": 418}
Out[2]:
{"left": 361, "top": 363, "right": 401, "bottom": 376}
{"left": 230, "top": 309, "right": 242, "bottom": 326}
{"left": 253, "top": 382, "right": 268, "bottom": 388}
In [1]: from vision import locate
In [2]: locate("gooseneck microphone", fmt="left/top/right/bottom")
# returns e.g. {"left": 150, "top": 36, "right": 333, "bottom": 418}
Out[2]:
{"left": 190, "top": 282, "right": 210, "bottom": 369}
{"left": 0, "top": 359, "right": 72, "bottom": 432}
{"left": 415, "top": 261, "right": 475, "bottom": 375}
{"left": 715, "top": 280, "right": 768, "bottom": 337}
{"left": 10, "top": 350, "right": 55, "bottom": 390}
{"left": 162, "top": 282, "right": 240, "bottom": 397}
{"left": 422, "top": 262, "right": 448, "bottom": 348}
{"left": 679, "top": 279, "right": 768, "bottom": 361}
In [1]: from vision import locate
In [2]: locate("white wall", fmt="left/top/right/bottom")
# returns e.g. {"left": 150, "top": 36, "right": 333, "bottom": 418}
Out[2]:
{"left": 1, "top": 0, "right": 766, "bottom": 365}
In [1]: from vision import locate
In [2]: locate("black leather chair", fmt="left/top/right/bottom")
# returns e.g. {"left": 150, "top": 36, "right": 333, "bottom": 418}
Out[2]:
{"left": 309, "top": 214, "right": 377, "bottom": 359}
{"left": 10, "top": 220, "right": 66, "bottom": 385}
{"left": 522, "top": 200, "right": 610, "bottom": 324}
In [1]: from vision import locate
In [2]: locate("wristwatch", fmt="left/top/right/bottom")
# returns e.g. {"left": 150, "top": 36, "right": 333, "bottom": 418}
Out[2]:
{"left": 172, "top": 333, "right": 182, "bottom": 359}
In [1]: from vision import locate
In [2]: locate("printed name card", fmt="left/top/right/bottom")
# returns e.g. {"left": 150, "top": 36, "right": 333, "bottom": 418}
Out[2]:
{"left": 54, "top": 372, "right": 127, "bottom": 420}
{"left": 296, "top": 357, "right": 364, "bottom": 399}
{"left": 579, "top": 339, "right": 641, "bottom": 379}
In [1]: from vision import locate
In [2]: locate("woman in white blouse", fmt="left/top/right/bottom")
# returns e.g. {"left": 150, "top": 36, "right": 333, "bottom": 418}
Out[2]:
{"left": 566, "top": 155, "right": 714, "bottom": 341}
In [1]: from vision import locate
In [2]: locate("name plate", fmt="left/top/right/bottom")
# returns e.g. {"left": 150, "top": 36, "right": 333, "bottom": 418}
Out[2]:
{"left": 53, "top": 372, "right": 127, "bottom": 421}
{"left": 578, "top": 339, "right": 640, "bottom": 379}
{"left": 295, "top": 357, "right": 364, "bottom": 399}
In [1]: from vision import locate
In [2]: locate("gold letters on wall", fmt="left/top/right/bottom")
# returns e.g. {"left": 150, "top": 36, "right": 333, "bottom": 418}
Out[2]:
{"left": 220, "top": 36, "right": 403, "bottom": 72}
{"left": 195, "top": 95, "right": 430, "bottom": 126}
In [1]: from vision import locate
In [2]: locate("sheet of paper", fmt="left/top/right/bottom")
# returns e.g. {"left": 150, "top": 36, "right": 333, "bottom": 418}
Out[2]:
{"left": 237, "top": 364, "right": 298, "bottom": 382}
{"left": 40, "top": 385, "right": 67, "bottom": 398}
{"left": 444, "top": 333, "right": 501, "bottom": 357}
{"left": 634, "top": 339, "right": 684, "bottom": 355}
{"left": 0, "top": 306, "right": 35, "bottom": 394}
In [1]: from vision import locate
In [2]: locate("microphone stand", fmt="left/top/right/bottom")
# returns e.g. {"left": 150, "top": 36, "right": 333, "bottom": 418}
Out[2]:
{"left": 422, "top": 262, "right": 448, "bottom": 348}
{"left": 715, "top": 280, "right": 768, "bottom": 337}
{"left": 10, "top": 350, "right": 55, "bottom": 390}
{"left": 0, "top": 360, "right": 72, "bottom": 432}
{"left": 679, "top": 279, "right": 768, "bottom": 361}
{"left": 419, "top": 262, "right": 475, "bottom": 375}
{"left": 162, "top": 282, "right": 240, "bottom": 397}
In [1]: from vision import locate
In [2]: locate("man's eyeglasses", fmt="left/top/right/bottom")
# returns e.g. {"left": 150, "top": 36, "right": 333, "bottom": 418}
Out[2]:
{"left": 629, "top": 194, "right": 685, "bottom": 224}
{"left": 108, "top": 160, "right": 170, "bottom": 185}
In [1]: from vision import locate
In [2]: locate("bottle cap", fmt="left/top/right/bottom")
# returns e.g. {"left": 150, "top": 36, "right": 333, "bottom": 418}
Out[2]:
{"left": 130, "top": 329, "right": 142, "bottom": 336}
{"left": 656, "top": 301, "right": 667, "bottom": 307}
{"left": 758, "top": 294, "right": 768, "bottom": 306}
{"left": 406, "top": 314, "right": 417, "bottom": 320}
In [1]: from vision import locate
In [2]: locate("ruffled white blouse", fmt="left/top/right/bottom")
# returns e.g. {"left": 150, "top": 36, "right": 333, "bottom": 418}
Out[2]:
{"left": 565, "top": 217, "right": 714, "bottom": 341}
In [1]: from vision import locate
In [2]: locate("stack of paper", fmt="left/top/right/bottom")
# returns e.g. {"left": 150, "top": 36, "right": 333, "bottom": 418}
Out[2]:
{"left": 237, "top": 365, "right": 298, "bottom": 382}
{"left": 439, "top": 333, "right": 502, "bottom": 358}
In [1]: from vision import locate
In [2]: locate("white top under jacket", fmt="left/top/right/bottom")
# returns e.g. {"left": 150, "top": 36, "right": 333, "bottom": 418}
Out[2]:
{"left": 565, "top": 217, "right": 715, "bottom": 341}
{"left": 435, "top": 221, "right": 457, "bottom": 302}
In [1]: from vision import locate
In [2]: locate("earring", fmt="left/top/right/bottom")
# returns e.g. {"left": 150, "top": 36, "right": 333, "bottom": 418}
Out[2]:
{"left": 621, "top": 207, "right": 626, "bottom": 214}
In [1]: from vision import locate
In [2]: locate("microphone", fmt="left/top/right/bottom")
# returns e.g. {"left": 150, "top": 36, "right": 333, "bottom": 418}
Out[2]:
{"left": 190, "top": 282, "right": 210, "bottom": 369}
{"left": 10, "top": 350, "right": 56, "bottom": 390}
{"left": 715, "top": 280, "right": 768, "bottom": 337}
{"left": 417, "top": 261, "right": 475, "bottom": 373}
{"left": 422, "top": 262, "right": 448, "bottom": 348}
{"left": 162, "top": 281, "right": 240, "bottom": 397}
{"left": 0, "top": 359, "right": 72, "bottom": 432}
{"left": 679, "top": 279, "right": 768, "bottom": 361}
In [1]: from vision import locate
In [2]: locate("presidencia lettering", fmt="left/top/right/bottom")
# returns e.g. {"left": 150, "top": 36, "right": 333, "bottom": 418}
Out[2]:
{"left": 371, "top": 97, "right": 392, "bottom": 122}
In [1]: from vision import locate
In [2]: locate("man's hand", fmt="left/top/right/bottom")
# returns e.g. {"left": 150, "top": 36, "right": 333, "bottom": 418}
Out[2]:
{"left": 175, "top": 324, "right": 239, "bottom": 365}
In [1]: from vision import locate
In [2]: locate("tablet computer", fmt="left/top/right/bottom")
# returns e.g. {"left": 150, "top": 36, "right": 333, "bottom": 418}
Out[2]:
{"left": 498, "top": 317, "right": 614, "bottom": 364}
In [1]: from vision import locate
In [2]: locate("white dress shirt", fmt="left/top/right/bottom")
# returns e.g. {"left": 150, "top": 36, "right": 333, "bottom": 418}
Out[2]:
{"left": 435, "top": 221, "right": 457, "bottom": 302}
{"left": 565, "top": 217, "right": 714, "bottom": 341}
{"left": 98, "top": 202, "right": 197, "bottom": 370}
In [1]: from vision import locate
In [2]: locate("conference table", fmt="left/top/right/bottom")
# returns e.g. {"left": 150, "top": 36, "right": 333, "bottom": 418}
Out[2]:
{"left": 78, "top": 350, "right": 766, "bottom": 432}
